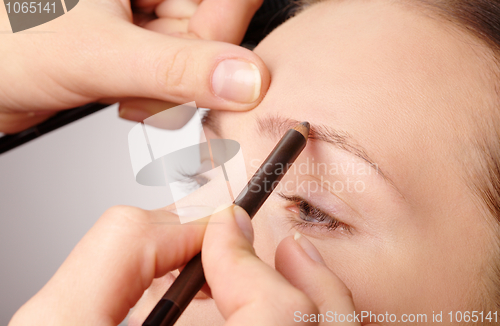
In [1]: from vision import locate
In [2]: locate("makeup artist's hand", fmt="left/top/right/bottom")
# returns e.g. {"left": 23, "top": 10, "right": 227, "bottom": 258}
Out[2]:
{"left": 8, "top": 206, "right": 208, "bottom": 326}
{"left": 202, "top": 206, "right": 379, "bottom": 326}
{"left": 9, "top": 204, "right": 373, "bottom": 326}
{"left": 0, "top": 0, "right": 269, "bottom": 133}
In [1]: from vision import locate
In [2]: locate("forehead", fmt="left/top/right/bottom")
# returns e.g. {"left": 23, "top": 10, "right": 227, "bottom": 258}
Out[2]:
{"left": 249, "top": 0, "right": 496, "bottom": 207}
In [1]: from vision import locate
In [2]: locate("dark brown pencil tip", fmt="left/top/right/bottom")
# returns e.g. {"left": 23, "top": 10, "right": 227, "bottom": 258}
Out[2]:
{"left": 293, "top": 121, "right": 310, "bottom": 139}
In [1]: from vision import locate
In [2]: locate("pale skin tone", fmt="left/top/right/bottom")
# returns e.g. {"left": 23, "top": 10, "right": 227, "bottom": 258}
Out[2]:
{"left": 131, "top": 0, "right": 499, "bottom": 325}
{"left": 8, "top": 0, "right": 500, "bottom": 325}
{"left": 0, "top": 0, "right": 269, "bottom": 133}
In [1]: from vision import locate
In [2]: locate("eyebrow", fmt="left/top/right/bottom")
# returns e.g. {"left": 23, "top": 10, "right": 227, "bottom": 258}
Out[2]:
{"left": 202, "top": 110, "right": 400, "bottom": 193}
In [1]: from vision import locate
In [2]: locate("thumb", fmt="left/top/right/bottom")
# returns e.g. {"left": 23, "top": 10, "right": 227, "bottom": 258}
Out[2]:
{"left": 275, "top": 233, "right": 378, "bottom": 326}
{"left": 202, "top": 206, "right": 318, "bottom": 325}
{"left": 92, "top": 24, "right": 269, "bottom": 111}
{"left": 8, "top": 206, "right": 208, "bottom": 326}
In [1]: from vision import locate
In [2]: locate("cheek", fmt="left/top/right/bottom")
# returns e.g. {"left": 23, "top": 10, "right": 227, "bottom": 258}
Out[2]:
{"left": 251, "top": 199, "right": 298, "bottom": 268}
{"left": 305, "top": 237, "right": 428, "bottom": 320}
{"left": 307, "top": 220, "right": 483, "bottom": 319}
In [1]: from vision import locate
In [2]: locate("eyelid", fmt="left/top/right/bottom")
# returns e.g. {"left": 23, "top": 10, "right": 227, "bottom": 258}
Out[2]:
{"left": 179, "top": 171, "right": 210, "bottom": 186}
{"left": 288, "top": 173, "right": 364, "bottom": 217}
{"left": 278, "top": 192, "right": 353, "bottom": 235}
{"left": 174, "top": 158, "right": 214, "bottom": 190}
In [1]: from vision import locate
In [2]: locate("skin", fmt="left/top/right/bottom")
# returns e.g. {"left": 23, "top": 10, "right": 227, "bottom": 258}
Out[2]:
{"left": 0, "top": 0, "right": 269, "bottom": 133}
{"left": 130, "top": 0, "right": 499, "bottom": 325}
{"left": 8, "top": 1, "right": 368, "bottom": 325}
{"left": 9, "top": 0, "right": 500, "bottom": 325}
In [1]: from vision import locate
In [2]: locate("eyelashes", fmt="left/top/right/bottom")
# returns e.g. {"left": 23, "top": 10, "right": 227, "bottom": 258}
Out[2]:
{"left": 179, "top": 170, "right": 210, "bottom": 186}
{"left": 176, "top": 170, "right": 353, "bottom": 235}
{"left": 278, "top": 193, "right": 353, "bottom": 234}
{"left": 176, "top": 170, "right": 210, "bottom": 192}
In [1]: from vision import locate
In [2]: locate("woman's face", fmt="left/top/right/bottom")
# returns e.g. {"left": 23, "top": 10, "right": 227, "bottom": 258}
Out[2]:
{"left": 130, "top": 0, "right": 498, "bottom": 324}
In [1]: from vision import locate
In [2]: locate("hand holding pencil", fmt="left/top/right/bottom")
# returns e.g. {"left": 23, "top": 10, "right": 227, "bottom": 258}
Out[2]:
{"left": 8, "top": 122, "right": 373, "bottom": 326}
{"left": 9, "top": 204, "right": 369, "bottom": 326}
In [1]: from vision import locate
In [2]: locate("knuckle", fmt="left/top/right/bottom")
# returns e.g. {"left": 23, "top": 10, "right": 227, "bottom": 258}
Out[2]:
{"left": 101, "top": 205, "right": 151, "bottom": 228}
{"left": 155, "top": 45, "right": 195, "bottom": 97}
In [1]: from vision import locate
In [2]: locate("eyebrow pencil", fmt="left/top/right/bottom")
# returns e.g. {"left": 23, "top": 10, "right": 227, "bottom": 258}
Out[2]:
{"left": 143, "top": 121, "right": 310, "bottom": 326}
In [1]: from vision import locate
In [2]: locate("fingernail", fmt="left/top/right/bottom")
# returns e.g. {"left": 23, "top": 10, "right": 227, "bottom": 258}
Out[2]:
{"left": 294, "top": 231, "right": 325, "bottom": 264}
{"left": 212, "top": 59, "right": 261, "bottom": 103}
{"left": 233, "top": 205, "right": 254, "bottom": 244}
{"left": 119, "top": 106, "right": 152, "bottom": 122}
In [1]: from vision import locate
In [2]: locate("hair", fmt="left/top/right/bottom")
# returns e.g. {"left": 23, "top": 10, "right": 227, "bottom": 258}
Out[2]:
{"left": 299, "top": 0, "right": 500, "bottom": 313}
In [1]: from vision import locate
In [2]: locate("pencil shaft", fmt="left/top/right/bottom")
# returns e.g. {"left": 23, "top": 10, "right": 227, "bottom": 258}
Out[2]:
{"left": 234, "top": 128, "right": 307, "bottom": 217}
{"left": 143, "top": 253, "right": 204, "bottom": 326}
{"left": 143, "top": 124, "right": 309, "bottom": 326}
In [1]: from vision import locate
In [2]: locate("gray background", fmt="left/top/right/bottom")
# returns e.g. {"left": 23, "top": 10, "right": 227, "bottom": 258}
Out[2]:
{"left": 0, "top": 104, "right": 168, "bottom": 325}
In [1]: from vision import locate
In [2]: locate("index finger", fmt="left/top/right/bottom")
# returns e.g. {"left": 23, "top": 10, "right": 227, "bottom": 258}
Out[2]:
{"left": 10, "top": 206, "right": 207, "bottom": 326}
{"left": 202, "top": 206, "right": 319, "bottom": 325}
{"left": 275, "top": 235, "right": 378, "bottom": 326}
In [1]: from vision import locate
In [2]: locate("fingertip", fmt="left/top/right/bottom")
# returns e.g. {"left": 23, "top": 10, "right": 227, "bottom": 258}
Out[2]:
{"left": 211, "top": 59, "right": 262, "bottom": 105}
{"left": 203, "top": 204, "right": 256, "bottom": 271}
{"left": 118, "top": 99, "right": 181, "bottom": 123}
{"left": 0, "top": 111, "right": 56, "bottom": 134}
{"left": 233, "top": 205, "right": 254, "bottom": 244}
{"left": 276, "top": 232, "right": 326, "bottom": 268}
{"left": 207, "top": 204, "right": 233, "bottom": 224}
{"left": 275, "top": 235, "right": 298, "bottom": 271}
{"left": 293, "top": 231, "right": 325, "bottom": 264}
{"left": 206, "top": 204, "right": 254, "bottom": 246}
{"left": 275, "top": 234, "right": 357, "bottom": 316}
{"left": 203, "top": 43, "right": 270, "bottom": 111}
{"left": 119, "top": 104, "right": 152, "bottom": 122}
{"left": 114, "top": 24, "right": 270, "bottom": 111}
{"left": 275, "top": 234, "right": 328, "bottom": 286}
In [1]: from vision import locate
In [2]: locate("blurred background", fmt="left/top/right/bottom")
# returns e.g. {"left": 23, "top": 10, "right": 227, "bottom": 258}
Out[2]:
{"left": 0, "top": 104, "right": 169, "bottom": 325}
